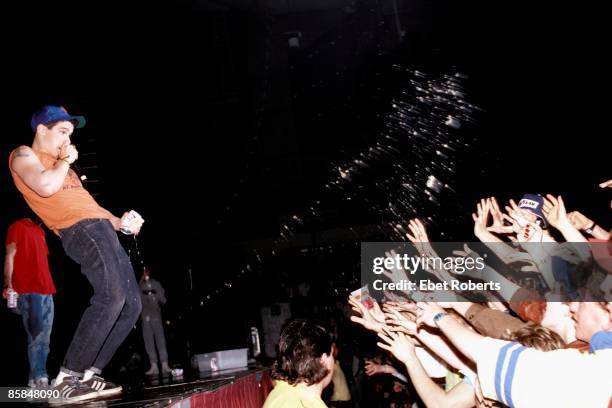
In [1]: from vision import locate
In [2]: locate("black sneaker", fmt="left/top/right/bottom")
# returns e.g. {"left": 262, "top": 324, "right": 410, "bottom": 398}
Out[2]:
{"left": 49, "top": 376, "right": 98, "bottom": 404}
{"left": 80, "top": 375, "right": 122, "bottom": 397}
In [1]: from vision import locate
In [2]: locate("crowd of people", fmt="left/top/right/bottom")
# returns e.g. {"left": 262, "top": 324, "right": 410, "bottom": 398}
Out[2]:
{"left": 265, "top": 186, "right": 612, "bottom": 408}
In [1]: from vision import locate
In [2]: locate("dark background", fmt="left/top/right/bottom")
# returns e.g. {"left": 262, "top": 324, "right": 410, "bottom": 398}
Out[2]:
{"left": 1, "top": 0, "right": 610, "bottom": 386}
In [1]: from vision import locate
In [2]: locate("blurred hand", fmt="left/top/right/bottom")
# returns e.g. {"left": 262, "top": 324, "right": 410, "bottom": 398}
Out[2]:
{"left": 383, "top": 249, "right": 409, "bottom": 284}
{"left": 599, "top": 179, "right": 612, "bottom": 188}
{"left": 365, "top": 361, "right": 391, "bottom": 376}
{"left": 567, "top": 210, "right": 593, "bottom": 231}
{"left": 384, "top": 300, "right": 419, "bottom": 314}
{"left": 474, "top": 377, "right": 495, "bottom": 408}
{"left": 2, "top": 287, "right": 12, "bottom": 299}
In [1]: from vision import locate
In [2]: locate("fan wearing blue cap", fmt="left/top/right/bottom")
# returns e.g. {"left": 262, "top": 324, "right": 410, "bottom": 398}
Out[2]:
{"left": 8, "top": 105, "right": 145, "bottom": 403}
{"left": 518, "top": 193, "right": 548, "bottom": 229}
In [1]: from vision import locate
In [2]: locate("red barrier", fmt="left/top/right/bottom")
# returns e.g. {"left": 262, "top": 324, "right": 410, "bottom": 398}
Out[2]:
{"left": 169, "top": 369, "right": 272, "bottom": 408}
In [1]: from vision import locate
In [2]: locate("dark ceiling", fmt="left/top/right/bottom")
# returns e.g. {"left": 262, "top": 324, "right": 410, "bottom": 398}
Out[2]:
{"left": 1, "top": 0, "right": 610, "bottom": 271}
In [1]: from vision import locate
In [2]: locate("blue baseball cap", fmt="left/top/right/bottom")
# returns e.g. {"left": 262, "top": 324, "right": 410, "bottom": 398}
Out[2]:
{"left": 518, "top": 193, "right": 548, "bottom": 227}
{"left": 31, "top": 105, "right": 86, "bottom": 132}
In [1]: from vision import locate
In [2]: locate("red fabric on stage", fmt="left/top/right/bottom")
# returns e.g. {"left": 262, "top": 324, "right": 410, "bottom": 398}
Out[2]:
{"left": 171, "top": 370, "right": 272, "bottom": 408}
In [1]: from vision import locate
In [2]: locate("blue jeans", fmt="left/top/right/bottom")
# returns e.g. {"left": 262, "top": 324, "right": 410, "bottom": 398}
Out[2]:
{"left": 59, "top": 219, "right": 142, "bottom": 375}
{"left": 17, "top": 294, "right": 54, "bottom": 382}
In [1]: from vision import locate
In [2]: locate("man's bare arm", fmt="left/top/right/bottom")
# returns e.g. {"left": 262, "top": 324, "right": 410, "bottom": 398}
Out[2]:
{"left": 3, "top": 242, "right": 16, "bottom": 299}
{"left": 10, "top": 146, "right": 71, "bottom": 197}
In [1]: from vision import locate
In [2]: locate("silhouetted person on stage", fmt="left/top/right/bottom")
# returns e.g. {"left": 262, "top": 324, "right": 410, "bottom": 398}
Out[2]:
{"left": 140, "top": 267, "right": 171, "bottom": 376}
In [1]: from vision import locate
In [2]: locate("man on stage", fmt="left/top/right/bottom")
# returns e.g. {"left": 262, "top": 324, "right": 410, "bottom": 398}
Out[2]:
{"left": 9, "top": 105, "right": 144, "bottom": 403}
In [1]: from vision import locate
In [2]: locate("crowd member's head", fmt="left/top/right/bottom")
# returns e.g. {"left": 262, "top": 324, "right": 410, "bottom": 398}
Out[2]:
{"left": 569, "top": 301, "right": 612, "bottom": 342}
{"left": 540, "top": 302, "right": 576, "bottom": 343}
{"left": 272, "top": 319, "right": 334, "bottom": 388}
{"left": 518, "top": 194, "right": 548, "bottom": 229}
{"left": 505, "top": 323, "right": 566, "bottom": 351}
{"left": 515, "top": 301, "right": 576, "bottom": 343}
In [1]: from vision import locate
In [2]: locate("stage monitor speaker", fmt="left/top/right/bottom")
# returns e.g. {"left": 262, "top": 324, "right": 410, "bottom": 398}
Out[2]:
{"left": 192, "top": 348, "right": 248, "bottom": 372}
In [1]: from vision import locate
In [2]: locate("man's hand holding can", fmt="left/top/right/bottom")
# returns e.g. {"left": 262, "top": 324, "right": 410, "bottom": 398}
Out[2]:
{"left": 120, "top": 210, "right": 145, "bottom": 235}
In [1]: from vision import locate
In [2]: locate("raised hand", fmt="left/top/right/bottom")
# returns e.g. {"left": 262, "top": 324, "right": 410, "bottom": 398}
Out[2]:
{"left": 383, "top": 304, "right": 418, "bottom": 335}
{"left": 406, "top": 218, "right": 437, "bottom": 259}
{"left": 383, "top": 249, "right": 410, "bottom": 284}
{"left": 504, "top": 201, "right": 533, "bottom": 229}
{"left": 349, "top": 296, "right": 386, "bottom": 333}
{"left": 377, "top": 328, "right": 417, "bottom": 364}
{"left": 472, "top": 198, "right": 492, "bottom": 238}
{"left": 542, "top": 194, "right": 569, "bottom": 229}
{"left": 487, "top": 197, "right": 514, "bottom": 234}
{"left": 517, "top": 220, "right": 543, "bottom": 242}
{"left": 406, "top": 218, "right": 430, "bottom": 243}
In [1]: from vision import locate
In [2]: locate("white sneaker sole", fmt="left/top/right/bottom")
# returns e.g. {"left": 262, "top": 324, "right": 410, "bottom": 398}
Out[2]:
{"left": 96, "top": 386, "right": 123, "bottom": 397}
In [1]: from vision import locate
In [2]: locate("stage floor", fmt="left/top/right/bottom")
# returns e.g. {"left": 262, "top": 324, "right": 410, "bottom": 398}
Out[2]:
{"left": 29, "top": 366, "right": 271, "bottom": 407}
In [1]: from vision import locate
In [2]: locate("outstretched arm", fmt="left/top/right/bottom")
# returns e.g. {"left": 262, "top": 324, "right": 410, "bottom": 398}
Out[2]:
{"left": 384, "top": 304, "right": 474, "bottom": 372}
{"left": 378, "top": 329, "right": 475, "bottom": 408}
{"left": 416, "top": 302, "right": 487, "bottom": 363}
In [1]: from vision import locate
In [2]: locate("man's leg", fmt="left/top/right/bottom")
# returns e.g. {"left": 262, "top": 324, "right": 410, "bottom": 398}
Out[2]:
{"left": 90, "top": 245, "right": 142, "bottom": 372}
{"left": 142, "top": 317, "right": 158, "bottom": 374}
{"left": 17, "top": 294, "right": 35, "bottom": 385}
{"left": 17, "top": 294, "right": 52, "bottom": 384}
{"left": 152, "top": 316, "right": 168, "bottom": 363}
{"left": 29, "top": 294, "right": 53, "bottom": 383}
{"left": 152, "top": 316, "right": 170, "bottom": 373}
{"left": 58, "top": 219, "right": 135, "bottom": 376}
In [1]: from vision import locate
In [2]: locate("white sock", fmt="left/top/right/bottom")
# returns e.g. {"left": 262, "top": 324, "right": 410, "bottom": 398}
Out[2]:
{"left": 54, "top": 371, "right": 70, "bottom": 384}
{"left": 82, "top": 369, "right": 96, "bottom": 382}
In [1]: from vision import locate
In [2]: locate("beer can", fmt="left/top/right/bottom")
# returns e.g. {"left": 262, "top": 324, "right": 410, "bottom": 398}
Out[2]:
{"left": 7, "top": 289, "right": 18, "bottom": 309}
{"left": 120, "top": 210, "right": 143, "bottom": 235}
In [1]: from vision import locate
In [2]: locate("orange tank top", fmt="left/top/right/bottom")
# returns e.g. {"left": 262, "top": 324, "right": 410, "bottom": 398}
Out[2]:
{"left": 9, "top": 147, "right": 113, "bottom": 232}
